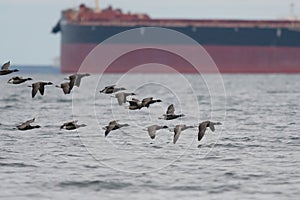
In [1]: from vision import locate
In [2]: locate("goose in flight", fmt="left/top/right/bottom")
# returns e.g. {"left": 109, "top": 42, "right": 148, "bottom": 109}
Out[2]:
{"left": 141, "top": 97, "right": 162, "bottom": 108}
{"left": 115, "top": 92, "right": 135, "bottom": 105}
{"left": 162, "top": 104, "right": 184, "bottom": 120}
{"left": 198, "top": 121, "right": 222, "bottom": 141}
{"left": 128, "top": 98, "right": 143, "bottom": 110}
{"left": 8, "top": 76, "right": 32, "bottom": 84}
{"left": 0, "top": 61, "right": 19, "bottom": 76}
{"left": 103, "top": 120, "right": 129, "bottom": 137}
{"left": 16, "top": 118, "right": 40, "bottom": 131}
{"left": 147, "top": 125, "right": 168, "bottom": 139}
{"left": 29, "top": 81, "right": 53, "bottom": 98}
{"left": 56, "top": 82, "right": 72, "bottom": 94}
{"left": 173, "top": 124, "right": 194, "bottom": 144}
{"left": 128, "top": 97, "right": 161, "bottom": 110}
{"left": 100, "top": 85, "right": 126, "bottom": 94}
{"left": 65, "top": 73, "right": 90, "bottom": 89}
{"left": 60, "top": 120, "right": 86, "bottom": 130}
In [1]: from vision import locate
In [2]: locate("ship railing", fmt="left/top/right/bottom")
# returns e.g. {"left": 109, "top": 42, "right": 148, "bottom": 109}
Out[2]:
{"left": 67, "top": 18, "right": 300, "bottom": 29}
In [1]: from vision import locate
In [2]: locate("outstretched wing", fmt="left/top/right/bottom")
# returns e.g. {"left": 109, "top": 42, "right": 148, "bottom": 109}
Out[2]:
{"left": 115, "top": 93, "right": 125, "bottom": 105}
{"left": 62, "top": 82, "right": 71, "bottom": 94}
{"left": 209, "top": 122, "right": 215, "bottom": 132}
{"left": 68, "top": 75, "right": 76, "bottom": 90}
{"left": 39, "top": 84, "right": 45, "bottom": 95}
{"left": 173, "top": 125, "right": 182, "bottom": 144}
{"left": 75, "top": 76, "right": 82, "bottom": 87}
{"left": 31, "top": 83, "right": 40, "bottom": 98}
{"left": 142, "top": 97, "right": 152, "bottom": 103}
{"left": 24, "top": 118, "right": 35, "bottom": 125}
{"left": 147, "top": 125, "right": 156, "bottom": 139}
{"left": 105, "top": 126, "right": 112, "bottom": 137}
{"left": 166, "top": 104, "right": 175, "bottom": 115}
{"left": 198, "top": 121, "right": 209, "bottom": 141}
{"left": 17, "top": 118, "right": 35, "bottom": 129}
{"left": 60, "top": 120, "right": 77, "bottom": 129}
{"left": 108, "top": 120, "right": 118, "bottom": 126}
{"left": 128, "top": 98, "right": 142, "bottom": 110}
{"left": 198, "top": 129, "right": 206, "bottom": 141}
{"left": 1, "top": 61, "right": 10, "bottom": 70}
{"left": 100, "top": 85, "right": 115, "bottom": 93}
{"left": 105, "top": 120, "right": 118, "bottom": 136}
{"left": 141, "top": 97, "right": 152, "bottom": 107}
{"left": 74, "top": 73, "right": 90, "bottom": 87}
{"left": 128, "top": 100, "right": 139, "bottom": 107}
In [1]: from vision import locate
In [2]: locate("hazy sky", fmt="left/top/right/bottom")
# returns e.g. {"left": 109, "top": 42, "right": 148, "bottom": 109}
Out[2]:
{"left": 0, "top": 0, "right": 298, "bottom": 66}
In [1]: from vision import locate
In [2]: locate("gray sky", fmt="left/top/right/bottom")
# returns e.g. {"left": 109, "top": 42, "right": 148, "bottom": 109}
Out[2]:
{"left": 0, "top": 0, "right": 298, "bottom": 66}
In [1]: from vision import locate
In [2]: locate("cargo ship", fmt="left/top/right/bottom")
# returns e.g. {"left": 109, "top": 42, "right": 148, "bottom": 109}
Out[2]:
{"left": 52, "top": 1, "right": 300, "bottom": 73}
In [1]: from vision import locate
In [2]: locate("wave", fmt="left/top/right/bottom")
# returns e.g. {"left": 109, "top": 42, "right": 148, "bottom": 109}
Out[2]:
{"left": 58, "top": 180, "right": 132, "bottom": 190}
{"left": 0, "top": 162, "right": 37, "bottom": 168}
{"left": 56, "top": 99, "right": 73, "bottom": 103}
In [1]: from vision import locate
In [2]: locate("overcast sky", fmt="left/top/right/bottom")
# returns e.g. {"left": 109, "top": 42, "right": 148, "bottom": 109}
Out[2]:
{"left": 0, "top": 0, "right": 298, "bottom": 66}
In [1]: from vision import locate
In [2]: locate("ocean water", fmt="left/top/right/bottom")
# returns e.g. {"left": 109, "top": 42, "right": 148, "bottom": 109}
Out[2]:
{"left": 0, "top": 73, "right": 299, "bottom": 199}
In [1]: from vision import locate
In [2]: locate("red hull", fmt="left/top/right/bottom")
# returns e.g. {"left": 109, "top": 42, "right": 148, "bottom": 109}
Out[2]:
{"left": 61, "top": 44, "right": 300, "bottom": 73}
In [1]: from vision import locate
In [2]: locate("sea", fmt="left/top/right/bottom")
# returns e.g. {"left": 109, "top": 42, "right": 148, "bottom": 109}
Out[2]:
{"left": 0, "top": 71, "right": 299, "bottom": 199}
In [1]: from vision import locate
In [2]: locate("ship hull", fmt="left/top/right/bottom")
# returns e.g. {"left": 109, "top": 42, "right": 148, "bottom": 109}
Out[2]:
{"left": 61, "top": 43, "right": 300, "bottom": 73}
{"left": 59, "top": 23, "right": 300, "bottom": 73}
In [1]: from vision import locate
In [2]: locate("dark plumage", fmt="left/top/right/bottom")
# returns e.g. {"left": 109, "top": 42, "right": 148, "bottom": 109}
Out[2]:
{"left": 56, "top": 82, "right": 72, "bottom": 94}
{"left": 66, "top": 73, "right": 90, "bottom": 89}
{"left": 103, "top": 120, "right": 129, "bottom": 137}
{"left": 0, "top": 61, "right": 19, "bottom": 76}
{"left": 60, "top": 120, "right": 86, "bottom": 130}
{"left": 198, "top": 121, "right": 222, "bottom": 141}
{"left": 141, "top": 97, "right": 162, "bottom": 108}
{"left": 8, "top": 76, "right": 32, "bottom": 84}
{"left": 128, "top": 98, "right": 143, "bottom": 110}
{"left": 29, "top": 81, "right": 53, "bottom": 98}
{"left": 100, "top": 85, "right": 126, "bottom": 94}
{"left": 128, "top": 97, "right": 161, "bottom": 110}
{"left": 163, "top": 104, "right": 185, "bottom": 120}
{"left": 16, "top": 118, "right": 41, "bottom": 131}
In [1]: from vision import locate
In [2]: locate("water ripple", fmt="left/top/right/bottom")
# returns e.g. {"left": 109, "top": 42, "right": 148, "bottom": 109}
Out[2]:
{"left": 0, "top": 162, "right": 37, "bottom": 168}
{"left": 0, "top": 74, "right": 299, "bottom": 199}
{"left": 58, "top": 180, "right": 132, "bottom": 190}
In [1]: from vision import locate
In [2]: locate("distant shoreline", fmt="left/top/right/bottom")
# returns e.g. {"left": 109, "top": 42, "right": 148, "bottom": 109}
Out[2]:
{"left": 11, "top": 65, "right": 60, "bottom": 74}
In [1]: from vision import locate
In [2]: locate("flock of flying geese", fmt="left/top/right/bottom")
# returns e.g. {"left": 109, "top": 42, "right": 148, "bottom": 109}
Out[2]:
{"left": 1, "top": 61, "right": 222, "bottom": 144}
